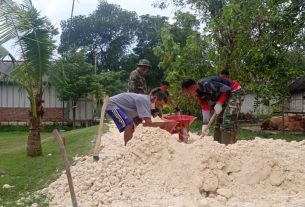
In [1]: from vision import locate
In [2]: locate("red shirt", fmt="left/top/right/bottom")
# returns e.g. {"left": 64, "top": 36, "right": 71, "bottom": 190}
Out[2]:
{"left": 229, "top": 79, "right": 241, "bottom": 92}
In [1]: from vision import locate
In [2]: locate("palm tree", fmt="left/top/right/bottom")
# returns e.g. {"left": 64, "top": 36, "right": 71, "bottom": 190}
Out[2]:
{"left": 0, "top": 0, "right": 56, "bottom": 156}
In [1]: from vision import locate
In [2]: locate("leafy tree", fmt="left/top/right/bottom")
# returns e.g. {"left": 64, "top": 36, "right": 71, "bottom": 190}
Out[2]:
{"left": 58, "top": 1, "right": 138, "bottom": 71}
{"left": 132, "top": 15, "right": 170, "bottom": 90}
{"left": 52, "top": 49, "right": 100, "bottom": 128}
{"left": 170, "top": 11, "right": 201, "bottom": 47}
{"left": 60, "top": 6, "right": 173, "bottom": 92}
{"left": 218, "top": 0, "right": 305, "bottom": 106}
{"left": 0, "top": 0, "right": 56, "bottom": 156}
{"left": 154, "top": 12, "right": 210, "bottom": 115}
{"left": 98, "top": 71, "right": 127, "bottom": 96}
{"left": 155, "top": 0, "right": 305, "bottom": 109}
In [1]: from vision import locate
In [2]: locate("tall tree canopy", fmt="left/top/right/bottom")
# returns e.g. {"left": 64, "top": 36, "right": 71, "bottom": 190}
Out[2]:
{"left": 132, "top": 14, "right": 170, "bottom": 90}
{"left": 154, "top": 12, "right": 209, "bottom": 115}
{"left": 52, "top": 49, "right": 100, "bottom": 127}
{"left": 155, "top": 0, "right": 305, "bottom": 108}
{"left": 58, "top": 1, "right": 138, "bottom": 71}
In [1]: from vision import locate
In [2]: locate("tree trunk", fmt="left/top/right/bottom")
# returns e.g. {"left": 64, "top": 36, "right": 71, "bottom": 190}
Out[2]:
{"left": 72, "top": 100, "right": 77, "bottom": 129}
{"left": 62, "top": 100, "right": 65, "bottom": 127}
{"left": 27, "top": 94, "right": 44, "bottom": 156}
{"left": 281, "top": 102, "right": 285, "bottom": 134}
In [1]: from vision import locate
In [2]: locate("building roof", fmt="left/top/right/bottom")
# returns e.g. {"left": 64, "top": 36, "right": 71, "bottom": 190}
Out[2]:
{"left": 0, "top": 61, "right": 14, "bottom": 76}
{"left": 288, "top": 76, "right": 305, "bottom": 94}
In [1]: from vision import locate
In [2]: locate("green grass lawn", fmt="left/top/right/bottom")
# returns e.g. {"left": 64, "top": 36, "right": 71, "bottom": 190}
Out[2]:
{"left": 190, "top": 119, "right": 305, "bottom": 142}
{"left": 0, "top": 125, "right": 105, "bottom": 206}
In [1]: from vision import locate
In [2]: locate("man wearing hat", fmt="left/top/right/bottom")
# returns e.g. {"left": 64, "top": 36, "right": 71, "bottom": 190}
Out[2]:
{"left": 128, "top": 59, "right": 151, "bottom": 94}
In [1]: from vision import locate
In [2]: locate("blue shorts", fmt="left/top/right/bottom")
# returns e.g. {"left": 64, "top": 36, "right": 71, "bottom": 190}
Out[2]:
{"left": 106, "top": 108, "right": 133, "bottom": 133}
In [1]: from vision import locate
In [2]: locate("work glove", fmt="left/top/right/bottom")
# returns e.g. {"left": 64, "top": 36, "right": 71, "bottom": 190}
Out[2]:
{"left": 201, "top": 124, "right": 209, "bottom": 136}
{"left": 214, "top": 103, "right": 222, "bottom": 115}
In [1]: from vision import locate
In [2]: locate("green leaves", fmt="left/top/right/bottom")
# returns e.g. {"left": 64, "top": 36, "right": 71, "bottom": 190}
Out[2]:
{"left": 156, "top": 0, "right": 305, "bottom": 112}
{"left": 153, "top": 12, "right": 210, "bottom": 115}
{"left": 0, "top": 0, "right": 55, "bottom": 118}
{"left": 98, "top": 71, "right": 127, "bottom": 96}
{"left": 51, "top": 49, "right": 100, "bottom": 102}
{"left": 58, "top": 1, "right": 138, "bottom": 72}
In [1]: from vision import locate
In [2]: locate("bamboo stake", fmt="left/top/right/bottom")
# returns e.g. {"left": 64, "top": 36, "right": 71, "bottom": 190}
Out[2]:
{"left": 53, "top": 130, "right": 78, "bottom": 207}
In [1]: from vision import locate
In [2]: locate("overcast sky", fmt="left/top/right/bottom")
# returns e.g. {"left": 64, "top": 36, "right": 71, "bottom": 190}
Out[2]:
{"left": 4, "top": 0, "right": 179, "bottom": 57}
{"left": 32, "top": 0, "right": 178, "bottom": 30}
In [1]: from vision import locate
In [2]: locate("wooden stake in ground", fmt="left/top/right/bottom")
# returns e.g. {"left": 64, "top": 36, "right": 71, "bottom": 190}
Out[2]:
{"left": 52, "top": 130, "right": 78, "bottom": 207}
{"left": 93, "top": 95, "right": 109, "bottom": 161}
{"left": 201, "top": 113, "right": 217, "bottom": 138}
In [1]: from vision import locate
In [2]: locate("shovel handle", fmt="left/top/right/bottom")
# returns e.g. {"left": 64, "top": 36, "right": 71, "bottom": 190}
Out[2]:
{"left": 93, "top": 95, "right": 109, "bottom": 161}
{"left": 202, "top": 113, "right": 217, "bottom": 137}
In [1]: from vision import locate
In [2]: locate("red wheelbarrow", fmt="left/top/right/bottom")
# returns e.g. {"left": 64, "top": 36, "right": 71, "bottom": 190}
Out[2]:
{"left": 148, "top": 120, "right": 179, "bottom": 133}
{"left": 163, "top": 115, "right": 197, "bottom": 143}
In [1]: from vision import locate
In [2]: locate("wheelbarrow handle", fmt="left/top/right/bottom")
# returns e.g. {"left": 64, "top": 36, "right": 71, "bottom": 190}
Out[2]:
{"left": 201, "top": 113, "right": 217, "bottom": 137}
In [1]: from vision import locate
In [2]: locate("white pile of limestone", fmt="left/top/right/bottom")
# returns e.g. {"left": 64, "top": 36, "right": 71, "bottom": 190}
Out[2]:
{"left": 42, "top": 124, "right": 305, "bottom": 207}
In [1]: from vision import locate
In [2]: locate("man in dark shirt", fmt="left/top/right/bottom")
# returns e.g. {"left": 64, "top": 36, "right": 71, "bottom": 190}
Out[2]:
{"left": 181, "top": 77, "right": 237, "bottom": 144}
{"left": 150, "top": 81, "right": 180, "bottom": 114}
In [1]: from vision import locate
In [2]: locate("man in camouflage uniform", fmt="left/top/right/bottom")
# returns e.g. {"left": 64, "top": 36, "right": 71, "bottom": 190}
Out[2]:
{"left": 128, "top": 59, "right": 151, "bottom": 94}
{"left": 182, "top": 77, "right": 237, "bottom": 144}
{"left": 219, "top": 69, "right": 245, "bottom": 143}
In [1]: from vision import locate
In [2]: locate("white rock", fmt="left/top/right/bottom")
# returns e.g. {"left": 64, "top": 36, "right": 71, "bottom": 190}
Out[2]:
{"left": 199, "top": 198, "right": 209, "bottom": 207}
{"left": 269, "top": 170, "right": 285, "bottom": 186}
{"left": 3, "top": 184, "right": 14, "bottom": 189}
{"left": 217, "top": 188, "right": 233, "bottom": 199}
{"left": 31, "top": 203, "right": 38, "bottom": 207}
{"left": 201, "top": 170, "right": 219, "bottom": 192}
{"left": 216, "top": 195, "right": 227, "bottom": 203}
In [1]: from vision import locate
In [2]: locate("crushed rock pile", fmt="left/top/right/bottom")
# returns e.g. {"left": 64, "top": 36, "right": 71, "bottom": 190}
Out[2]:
{"left": 42, "top": 124, "right": 305, "bottom": 207}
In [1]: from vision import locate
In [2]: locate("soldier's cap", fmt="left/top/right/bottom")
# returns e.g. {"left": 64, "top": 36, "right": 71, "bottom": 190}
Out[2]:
{"left": 137, "top": 59, "right": 152, "bottom": 68}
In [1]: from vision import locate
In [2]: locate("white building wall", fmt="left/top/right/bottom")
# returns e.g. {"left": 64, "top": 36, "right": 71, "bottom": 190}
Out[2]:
{"left": 68, "top": 100, "right": 94, "bottom": 121}
{"left": 0, "top": 84, "right": 63, "bottom": 108}
{"left": 0, "top": 84, "right": 94, "bottom": 121}
{"left": 241, "top": 93, "right": 273, "bottom": 115}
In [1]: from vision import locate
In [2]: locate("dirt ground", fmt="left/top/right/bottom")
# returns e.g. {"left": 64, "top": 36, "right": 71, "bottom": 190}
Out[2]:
{"left": 42, "top": 123, "right": 305, "bottom": 207}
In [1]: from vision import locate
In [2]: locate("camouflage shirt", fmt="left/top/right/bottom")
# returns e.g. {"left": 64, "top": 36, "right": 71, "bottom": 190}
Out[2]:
{"left": 128, "top": 68, "right": 147, "bottom": 94}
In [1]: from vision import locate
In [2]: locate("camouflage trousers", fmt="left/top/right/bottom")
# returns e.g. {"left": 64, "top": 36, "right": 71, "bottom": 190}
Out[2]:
{"left": 214, "top": 89, "right": 245, "bottom": 144}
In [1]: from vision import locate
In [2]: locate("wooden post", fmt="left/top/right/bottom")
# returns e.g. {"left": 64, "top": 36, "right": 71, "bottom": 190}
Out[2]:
{"left": 52, "top": 130, "right": 78, "bottom": 207}
{"left": 62, "top": 137, "right": 66, "bottom": 147}
{"left": 93, "top": 95, "right": 109, "bottom": 161}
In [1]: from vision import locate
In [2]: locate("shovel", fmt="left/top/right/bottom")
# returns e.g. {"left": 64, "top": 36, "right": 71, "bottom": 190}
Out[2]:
{"left": 201, "top": 113, "right": 217, "bottom": 138}
{"left": 93, "top": 95, "right": 109, "bottom": 161}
